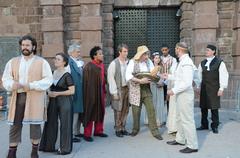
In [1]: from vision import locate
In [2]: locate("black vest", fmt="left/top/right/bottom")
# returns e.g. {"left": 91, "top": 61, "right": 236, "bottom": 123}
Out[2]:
{"left": 200, "top": 57, "right": 222, "bottom": 109}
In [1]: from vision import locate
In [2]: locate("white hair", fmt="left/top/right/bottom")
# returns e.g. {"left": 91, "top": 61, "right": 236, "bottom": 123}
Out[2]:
{"left": 68, "top": 43, "right": 81, "bottom": 55}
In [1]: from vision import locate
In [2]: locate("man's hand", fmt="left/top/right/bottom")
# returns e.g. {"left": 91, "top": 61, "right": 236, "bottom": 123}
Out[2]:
{"left": 161, "top": 73, "right": 168, "bottom": 80}
{"left": 217, "top": 90, "right": 224, "bottom": 96}
{"left": 112, "top": 94, "right": 120, "bottom": 100}
{"left": 167, "top": 89, "right": 174, "bottom": 96}
{"left": 140, "top": 77, "right": 151, "bottom": 84}
{"left": 22, "top": 84, "right": 30, "bottom": 91}
{"left": 12, "top": 82, "right": 23, "bottom": 90}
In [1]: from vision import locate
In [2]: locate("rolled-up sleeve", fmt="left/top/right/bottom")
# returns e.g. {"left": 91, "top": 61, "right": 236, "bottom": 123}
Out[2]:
{"left": 125, "top": 59, "right": 134, "bottom": 82}
{"left": 2, "top": 60, "right": 14, "bottom": 91}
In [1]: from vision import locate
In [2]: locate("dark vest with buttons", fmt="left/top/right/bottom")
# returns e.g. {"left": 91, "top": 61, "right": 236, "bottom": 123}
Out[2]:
{"left": 200, "top": 57, "right": 222, "bottom": 109}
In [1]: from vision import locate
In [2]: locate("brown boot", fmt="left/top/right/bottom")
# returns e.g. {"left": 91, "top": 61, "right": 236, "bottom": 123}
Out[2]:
{"left": 7, "top": 146, "right": 17, "bottom": 158}
{"left": 31, "top": 144, "right": 39, "bottom": 158}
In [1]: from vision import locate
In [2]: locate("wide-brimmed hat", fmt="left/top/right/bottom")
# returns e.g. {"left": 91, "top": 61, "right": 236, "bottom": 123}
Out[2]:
{"left": 134, "top": 45, "right": 150, "bottom": 60}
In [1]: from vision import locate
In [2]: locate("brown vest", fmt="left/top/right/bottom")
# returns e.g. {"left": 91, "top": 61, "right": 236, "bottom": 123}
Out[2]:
{"left": 8, "top": 56, "right": 47, "bottom": 124}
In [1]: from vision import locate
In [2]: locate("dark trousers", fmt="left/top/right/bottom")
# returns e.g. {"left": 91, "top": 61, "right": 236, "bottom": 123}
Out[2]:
{"left": 201, "top": 108, "right": 219, "bottom": 129}
{"left": 40, "top": 97, "right": 73, "bottom": 153}
{"left": 163, "top": 84, "right": 169, "bottom": 112}
{"left": 9, "top": 93, "right": 41, "bottom": 144}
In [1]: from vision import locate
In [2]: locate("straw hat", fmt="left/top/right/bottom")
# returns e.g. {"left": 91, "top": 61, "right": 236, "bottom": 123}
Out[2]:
{"left": 133, "top": 45, "right": 150, "bottom": 60}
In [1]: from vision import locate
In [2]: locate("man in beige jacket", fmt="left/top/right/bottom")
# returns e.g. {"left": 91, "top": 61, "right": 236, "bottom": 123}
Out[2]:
{"left": 2, "top": 35, "right": 53, "bottom": 158}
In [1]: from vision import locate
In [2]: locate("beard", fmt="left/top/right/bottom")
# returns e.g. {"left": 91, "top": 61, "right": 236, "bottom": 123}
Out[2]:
{"left": 21, "top": 49, "right": 33, "bottom": 56}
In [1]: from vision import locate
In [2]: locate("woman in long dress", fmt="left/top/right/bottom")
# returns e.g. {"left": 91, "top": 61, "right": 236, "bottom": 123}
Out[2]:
{"left": 39, "top": 53, "right": 75, "bottom": 155}
{"left": 143, "top": 52, "right": 167, "bottom": 127}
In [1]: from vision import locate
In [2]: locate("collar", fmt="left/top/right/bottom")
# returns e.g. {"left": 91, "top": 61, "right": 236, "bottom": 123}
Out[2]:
{"left": 179, "top": 54, "right": 188, "bottom": 61}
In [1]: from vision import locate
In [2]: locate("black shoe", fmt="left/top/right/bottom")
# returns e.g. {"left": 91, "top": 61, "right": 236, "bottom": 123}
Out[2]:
{"left": 167, "top": 140, "right": 184, "bottom": 146}
{"left": 7, "top": 147, "right": 17, "bottom": 158}
{"left": 72, "top": 137, "right": 81, "bottom": 143}
{"left": 131, "top": 131, "right": 138, "bottom": 137}
{"left": 39, "top": 148, "right": 57, "bottom": 152}
{"left": 154, "top": 135, "right": 163, "bottom": 140}
{"left": 196, "top": 126, "right": 208, "bottom": 130}
{"left": 83, "top": 136, "right": 94, "bottom": 142}
{"left": 75, "top": 133, "right": 84, "bottom": 138}
{"left": 212, "top": 128, "right": 218, "bottom": 134}
{"left": 94, "top": 133, "right": 108, "bottom": 137}
{"left": 121, "top": 130, "right": 130, "bottom": 136}
{"left": 116, "top": 131, "right": 123, "bottom": 137}
{"left": 179, "top": 147, "right": 198, "bottom": 153}
{"left": 57, "top": 150, "right": 71, "bottom": 155}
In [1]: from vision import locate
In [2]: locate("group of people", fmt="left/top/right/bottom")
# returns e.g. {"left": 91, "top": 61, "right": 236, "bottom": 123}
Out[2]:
{"left": 1, "top": 35, "right": 229, "bottom": 158}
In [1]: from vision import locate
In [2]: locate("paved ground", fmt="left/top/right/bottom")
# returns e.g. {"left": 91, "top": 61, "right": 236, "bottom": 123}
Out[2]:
{"left": 0, "top": 107, "right": 240, "bottom": 158}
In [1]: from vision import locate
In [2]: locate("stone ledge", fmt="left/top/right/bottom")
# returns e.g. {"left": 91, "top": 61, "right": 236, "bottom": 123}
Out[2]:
{"left": 40, "top": 0, "right": 63, "bottom": 6}
{"left": 79, "top": 0, "right": 102, "bottom": 4}
{"left": 42, "top": 17, "right": 63, "bottom": 32}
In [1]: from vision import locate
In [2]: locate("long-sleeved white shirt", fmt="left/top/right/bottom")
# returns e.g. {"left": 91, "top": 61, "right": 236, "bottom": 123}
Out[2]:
{"left": 169, "top": 54, "right": 195, "bottom": 94}
{"left": 2, "top": 55, "right": 53, "bottom": 91}
{"left": 197, "top": 56, "right": 229, "bottom": 91}
{"left": 107, "top": 59, "right": 128, "bottom": 95}
{"left": 125, "top": 59, "right": 154, "bottom": 82}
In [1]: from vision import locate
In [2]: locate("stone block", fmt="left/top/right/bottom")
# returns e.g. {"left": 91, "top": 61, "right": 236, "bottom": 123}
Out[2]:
{"left": 80, "top": 42, "right": 103, "bottom": 57}
{"left": 68, "top": 6, "right": 82, "bottom": 14}
{"left": 180, "top": 29, "right": 192, "bottom": 38}
{"left": 65, "top": 0, "right": 80, "bottom": 6}
{"left": 42, "top": 17, "right": 63, "bottom": 31}
{"left": 24, "top": 16, "right": 41, "bottom": 24}
{"left": 13, "top": 24, "right": 30, "bottom": 34}
{"left": 218, "top": 38, "right": 232, "bottom": 47}
{"left": 43, "top": 32, "right": 63, "bottom": 44}
{"left": 181, "top": 11, "right": 193, "bottom": 20}
{"left": 23, "top": 0, "right": 39, "bottom": 7}
{"left": 219, "top": 11, "right": 233, "bottom": 19}
{"left": 181, "top": 3, "right": 193, "bottom": 11}
{"left": 219, "top": 19, "right": 232, "bottom": 28}
{"left": 65, "top": 14, "right": 80, "bottom": 23}
{"left": 64, "top": 22, "right": 79, "bottom": 31}
{"left": 80, "top": 4, "right": 100, "bottom": 16}
{"left": 193, "top": 29, "right": 216, "bottom": 43}
{"left": 0, "top": 0, "right": 15, "bottom": 7}
{"left": 79, "top": 0, "right": 102, "bottom": 4}
{"left": 233, "top": 14, "right": 240, "bottom": 29}
{"left": 102, "top": 13, "right": 113, "bottom": 21}
{"left": 194, "top": 1, "right": 217, "bottom": 14}
{"left": 81, "top": 31, "right": 101, "bottom": 43}
{"left": 193, "top": 14, "right": 218, "bottom": 29}
{"left": 102, "top": 0, "right": 114, "bottom": 5}
{"left": 218, "top": 2, "right": 234, "bottom": 11}
{"left": 11, "top": 7, "right": 26, "bottom": 16}
{"left": 232, "top": 40, "right": 240, "bottom": 56}
{"left": 79, "top": 16, "right": 102, "bottom": 31}
{"left": 180, "top": 20, "right": 192, "bottom": 30}
{"left": 0, "top": 16, "right": 17, "bottom": 25}
{"left": 65, "top": 31, "right": 81, "bottom": 39}
{"left": 43, "top": 6, "right": 62, "bottom": 17}
{"left": 233, "top": 56, "right": 240, "bottom": 69}
{"left": 42, "top": 43, "right": 64, "bottom": 57}
{"left": 102, "top": 4, "right": 113, "bottom": 13}
{"left": 217, "top": 29, "right": 233, "bottom": 37}
{"left": 40, "top": 0, "right": 63, "bottom": 6}
{"left": 103, "top": 39, "right": 113, "bottom": 47}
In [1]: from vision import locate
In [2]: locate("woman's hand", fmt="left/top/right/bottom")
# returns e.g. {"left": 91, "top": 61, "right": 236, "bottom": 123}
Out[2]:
{"left": 48, "top": 91, "right": 58, "bottom": 98}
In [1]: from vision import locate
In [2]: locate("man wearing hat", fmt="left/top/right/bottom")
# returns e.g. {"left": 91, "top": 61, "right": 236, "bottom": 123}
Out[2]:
{"left": 196, "top": 44, "right": 229, "bottom": 134}
{"left": 125, "top": 45, "right": 163, "bottom": 140}
{"left": 164, "top": 42, "right": 198, "bottom": 153}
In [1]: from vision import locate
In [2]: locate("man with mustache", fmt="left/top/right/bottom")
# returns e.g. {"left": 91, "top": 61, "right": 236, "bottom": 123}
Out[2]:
{"left": 2, "top": 35, "right": 53, "bottom": 158}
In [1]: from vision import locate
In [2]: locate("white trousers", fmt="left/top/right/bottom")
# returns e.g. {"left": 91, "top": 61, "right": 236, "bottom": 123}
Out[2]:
{"left": 166, "top": 95, "right": 177, "bottom": 133}
{"left": 175, "top": 90, "right": 198, "bottom": 149}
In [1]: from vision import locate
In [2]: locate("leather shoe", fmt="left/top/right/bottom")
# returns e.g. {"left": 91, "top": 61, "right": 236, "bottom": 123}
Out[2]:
{"left": 196, "top": 126, "right": 208, "bottom": 130}
{"left": 212, "top": 128, "right": 218, "bottom": 134}
{"left": 121, "top": 130, "right": 130, "bottom": 136}
{"left": 84, "top": 136, "right": 94, "bottom": 142}
{"left": 179, "top": 147, "right": 198, "bottom": 153}
{"left": 154, "top": 135, "right": 163, "bottom": 140}
{"left": 72, "top": 137, "right": 81, "bottom": 143}
{"left": 116, "top": 131, "right": 123, "bottom": 137}
{"left": 75, "top": 133, "right": 84, "bottom": 138}
{"left": 131, "top": 131, "right": 138, "bottom": 137}
{"left": 167, "top": 140, "right": 184, "bottom": 146}
{"left": 94, "top": 133, "right": 108, "bottom": 137}
{"left": 57, "top": 150, "right": 70, "bottom": 155}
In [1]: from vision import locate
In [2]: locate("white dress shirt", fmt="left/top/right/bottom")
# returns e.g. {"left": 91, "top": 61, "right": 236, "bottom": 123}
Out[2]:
{"left": 2, "top": 55, "right": 53, "bottom": 91}
{"left": 107, "top": 59, "right": 127, "bottom": 95}
{"left": 125, "top": 59, "right": 154, "bottom": 82}
{"left": 198, "top": 56, "right": 229, "bottom": 91}
{"left": 169, "top": 54, "right": 195, "bottom": 94}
